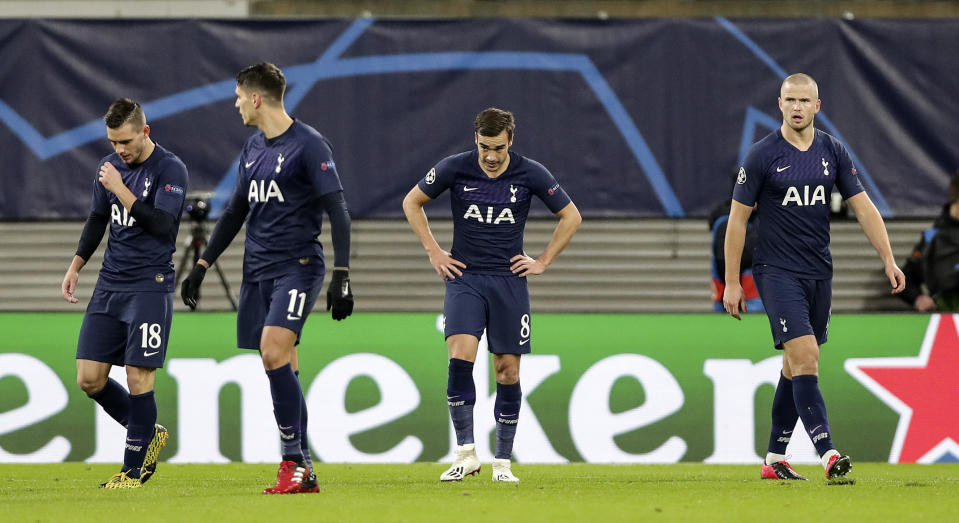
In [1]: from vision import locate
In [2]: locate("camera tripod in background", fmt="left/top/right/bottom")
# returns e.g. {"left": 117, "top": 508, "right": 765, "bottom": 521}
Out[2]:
{"left": 175, "top": 193, "right": 237, "bottom": 311}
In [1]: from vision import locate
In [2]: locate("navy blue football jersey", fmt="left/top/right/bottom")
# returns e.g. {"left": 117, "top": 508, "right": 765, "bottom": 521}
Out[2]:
{"left": 733, "top": 129, "right": 864, "bottom": 278}
{"left": 417, "top": 150, "right": 571, "bottom": 274}
{"left": 223, "top": 119, "right": 343, "bottom": 280}
{"left": 91, "top": 143, "right": 188, "bottom": 292}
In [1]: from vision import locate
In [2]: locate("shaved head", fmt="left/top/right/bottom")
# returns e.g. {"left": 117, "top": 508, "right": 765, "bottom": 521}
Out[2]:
{"left": 778, "top": 73, "right": 821, "bottom": 135}
{"left": 781, "top": 73, "right": 819, "bottom": 99}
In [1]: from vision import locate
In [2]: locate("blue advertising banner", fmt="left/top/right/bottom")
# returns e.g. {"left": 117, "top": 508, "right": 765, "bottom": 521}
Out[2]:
{"left": 1, "top": 18, "right": 956, "bottom": 219}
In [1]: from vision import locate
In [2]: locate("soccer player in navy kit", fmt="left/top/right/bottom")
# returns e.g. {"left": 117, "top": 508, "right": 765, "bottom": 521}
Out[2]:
{"left": 180, "top": 63, "right": 353, "bottom": 494}
{"left": 723, "top": 74, "right": 905, "bottom": 481}
{"left": 61, "top": 99, "right": 187, "bottom": 488}
{"left": 403, "top": 108, "right": 581, "bottom": 482}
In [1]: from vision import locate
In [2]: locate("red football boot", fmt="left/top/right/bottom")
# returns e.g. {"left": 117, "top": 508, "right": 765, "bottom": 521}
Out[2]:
{"left": 761, "top": 461, "right": 808, "bottom": 480}
{"left": 262, "top": 460, "right": 307, "bottom": 494}
{"left": 296, "top": 469, "right": 319, "bottom": 493}
{"left": 825, "top": 454, "right": 852, "bottom": 480}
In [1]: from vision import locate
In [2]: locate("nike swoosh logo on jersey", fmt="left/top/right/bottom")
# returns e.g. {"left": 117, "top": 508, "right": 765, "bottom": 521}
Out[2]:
{"left": 519, "top": 339, "right": 530, "bottom": 345}
{"left": 463, "top": 187, "right": 479, "bottom": 191}
{"left": 144, "top": 350, "right": 160, "bottom": 357}
{"left": 776, "top": 165, "right": 791, "bottom": 172}
{"left": 245, "top": 160, "right": 256, "bottom": 168}
{"left": 286, "top": 314, "right": 301, "bottom": 321}
{"left": 279, "top": 425, "right": 293, "bottom": 430}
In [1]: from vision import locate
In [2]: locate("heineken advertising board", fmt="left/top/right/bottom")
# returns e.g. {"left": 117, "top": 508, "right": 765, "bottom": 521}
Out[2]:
{"left": 0, "top": 313, "right": 955, "bottom": 464}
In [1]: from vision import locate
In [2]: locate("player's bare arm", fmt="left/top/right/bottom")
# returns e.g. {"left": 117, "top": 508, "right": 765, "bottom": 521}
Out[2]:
{"left": 510, "top": 201, "right": 581, "bottom": 277}
{"left": 61, "top": 255, "right": 86, "bottom": 303}
{"left": 846, "top": 192, "right": 906, "bottom": 294}
{"left": 402, "top": 185, "right": 466, "bottom": 280}
{"left": 98, "top": 162, "right": 138, "bottom": 210}
{"left": 722, "top": 200, "right": 754, "bottom": 319}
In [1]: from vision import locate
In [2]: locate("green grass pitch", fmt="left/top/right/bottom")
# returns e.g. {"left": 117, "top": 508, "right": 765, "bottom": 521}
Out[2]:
{"left": 1, "top": 463, "right": 957, "bottom": 522}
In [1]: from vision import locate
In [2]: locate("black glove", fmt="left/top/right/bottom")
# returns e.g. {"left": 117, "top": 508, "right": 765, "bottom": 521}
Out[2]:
{"left": 180, "top": 264, "right": 207, "bottom": 310}
{"left": 326, "top": 268, "right": 354, "bottom": 321}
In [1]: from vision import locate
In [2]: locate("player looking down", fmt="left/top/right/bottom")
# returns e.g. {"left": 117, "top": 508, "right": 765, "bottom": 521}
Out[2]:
{"left": 403, "top": 108, "right": 581, "bottom": 482}
{"left": 62, "top": 98, "right": 187, "bottom": 488}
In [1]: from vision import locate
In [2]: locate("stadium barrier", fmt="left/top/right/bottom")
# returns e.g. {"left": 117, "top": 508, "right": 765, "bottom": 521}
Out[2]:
{"left": 0, "top": 312, "right": 953, "bottom": 464}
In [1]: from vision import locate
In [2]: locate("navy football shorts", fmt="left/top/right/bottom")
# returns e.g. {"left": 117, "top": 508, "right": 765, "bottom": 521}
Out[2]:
{"left": 753, "top": 264, "right": 831, "bottom": 350}
{"left": 443, "top": 271, "right": 531, "bottom": 355}
{"left": 76, "top": 288, "right": 173, "bottom": 368}
{"left": 236, "top": 269, "right": 324, "bottom": 350}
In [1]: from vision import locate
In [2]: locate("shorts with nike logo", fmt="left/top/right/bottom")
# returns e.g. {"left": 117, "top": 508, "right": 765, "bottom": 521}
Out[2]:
{"left": 236, "top": 267, "right": 324, "bottom": 350}
{"left": 76, "top": 288, "right": 173, "bottom": 368}
{"left": 753, "top": 264, "right": 831, "bottom": 350}
{"left": 443, "top": 271, "right": 531, "bottom": 354}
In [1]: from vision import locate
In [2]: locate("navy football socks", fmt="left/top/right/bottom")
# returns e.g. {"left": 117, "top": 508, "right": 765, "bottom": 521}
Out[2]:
{"left": 123, "top": 390, "right": 157, "bottom": 476}
{"left": 792, "top": 374, "right": 835, "bottom": 457}
{"left": 266, "top": 363, "right": 303, "bottom": 462}
{"left": 767, "top": 373, "right": 798, "bottom": 456}
{"left": 447, "top": 358, "right": 476, "bottom": 446}
{"left": 494, "top": 382, "right": 521, "bottom": 460}
{"left": 294, "top": 370, "right": 313, "bottom": 471}
{"left": 88, "top": 378, "right": 131, "bottom": 427}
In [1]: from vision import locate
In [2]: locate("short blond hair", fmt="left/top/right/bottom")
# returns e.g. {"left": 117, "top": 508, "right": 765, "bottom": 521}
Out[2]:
{"left": 781, "top": 73, "right": 819, "bottom": 98}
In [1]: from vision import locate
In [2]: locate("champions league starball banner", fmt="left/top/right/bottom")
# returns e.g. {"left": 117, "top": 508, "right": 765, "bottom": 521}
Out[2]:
{"left": 0, "top": 313, "right": 955, "bottom": 464}
{"left": 1, "top": 18, "right": 958, "bottom": 220}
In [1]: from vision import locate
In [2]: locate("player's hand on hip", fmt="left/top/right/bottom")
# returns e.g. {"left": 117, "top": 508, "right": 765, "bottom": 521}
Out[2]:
{"left": 180, "top": 264, "right": 207, "bottom": 310}
{"left": 722, "top": 282, "right": 746, "bottom": 320}
{"left": 428, "top": 249, "right": 466, "bottom": 280}
{"left": 97, "top": 162, "right": 125, "bottom": 195}
{"left": 886, "top": 263, "right": 906, "bottom": 294}
{"left": 327, "top": 268, "right": 354, "bottom": 320}
{"left": 61, "top": 270, "right": 79, "bottom": 303}
{"left": 510, "top": 254, "right": 546, "bottom": 277}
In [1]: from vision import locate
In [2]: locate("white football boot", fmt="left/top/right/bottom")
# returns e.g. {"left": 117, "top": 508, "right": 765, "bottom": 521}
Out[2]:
{"left": 491, "top": 458, "right": 519, "bottom": 482}
{"left": 440, "top": 443, "right": 481, "bottom": 481}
